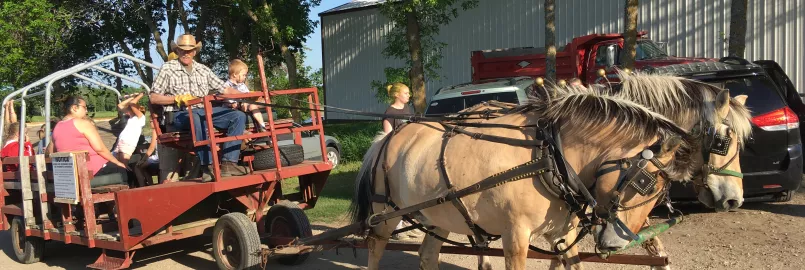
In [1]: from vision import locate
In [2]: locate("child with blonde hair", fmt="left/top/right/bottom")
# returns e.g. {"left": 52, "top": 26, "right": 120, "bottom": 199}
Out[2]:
{"left": 221, "top": 59, "right": 268, "bottom": 135}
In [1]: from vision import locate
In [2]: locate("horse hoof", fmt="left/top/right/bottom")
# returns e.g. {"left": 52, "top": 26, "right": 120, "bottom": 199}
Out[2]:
{"left": 478, "top": 261, "right": 493, "bottom": 270}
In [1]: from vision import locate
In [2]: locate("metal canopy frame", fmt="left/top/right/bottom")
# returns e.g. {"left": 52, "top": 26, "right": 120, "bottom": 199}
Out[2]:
{"left": 0, "top": 53, "right": 160, "bottom": 157}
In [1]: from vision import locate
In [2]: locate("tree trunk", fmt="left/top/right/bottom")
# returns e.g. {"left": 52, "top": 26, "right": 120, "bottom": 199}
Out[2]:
{"left": 405, "top": 10, "right": 426, "bottom": 114}
{"left": 728, "top": 0, "right": 748, "bottom": 58}
{"left": 175, "top": 0, "right": 191, "bottom": 33}
{"left": 544, "top": 0, "right": 556, "bottom": 83}
{"left": 116, "top": 39, "right": 149, "bottom": 85}
{"left": 137, "top": 4, "right": 169, "bottom": 61}
{"left": 143, "top": 39, "right": 154, "bottom": 84}
{"left": 113, "top": 58, "right": 123, "bottom": 92}
{"left": 621, "top": 0, "right": 639, "bottom": 70}
{"left": 194, "top": 0, "right": 211, "bottom": 61}
{"left": 167, "top": 0, "right": 177, "bottom": 43}
{"left": 280, "top": 44, "right": 303, "bottom": 122}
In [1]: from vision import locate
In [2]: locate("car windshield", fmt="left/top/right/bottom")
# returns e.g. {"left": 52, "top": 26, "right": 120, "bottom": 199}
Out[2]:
{"left": 636, "top": 40, "right": 668, "bottom": 60}
{"left": 715, "top": 76, "right": 785, "bottom": 116}
{"left": 426, "top": 92, "right": 519, "bottom": 115}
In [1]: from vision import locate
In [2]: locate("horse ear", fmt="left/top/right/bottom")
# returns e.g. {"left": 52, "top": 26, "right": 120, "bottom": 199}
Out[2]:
{"left": 662, "top": 136, "right": 683, "bottom": 154}
{"left": 716, "top": 89, "right": 731, "bottom": 118}
{"left": 734, "top": 95, "right": 748, "bottom": 106}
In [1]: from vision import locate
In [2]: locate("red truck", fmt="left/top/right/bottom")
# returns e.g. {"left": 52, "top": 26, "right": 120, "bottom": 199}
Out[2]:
{"left": 470, "top": 32, "right": 715, "bottom": 85}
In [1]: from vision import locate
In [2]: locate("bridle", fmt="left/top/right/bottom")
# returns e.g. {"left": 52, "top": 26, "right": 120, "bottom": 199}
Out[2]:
{"left": 592, "top": 140, "right": 675, "bottom": 241}
{"left": 691, "top": 117, "right": 744, "bottom": 192}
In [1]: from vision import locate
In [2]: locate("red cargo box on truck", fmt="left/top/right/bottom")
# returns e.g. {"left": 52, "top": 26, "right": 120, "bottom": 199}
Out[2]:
{"left": 470, "top": 32, "right": 716, "bottom": 85}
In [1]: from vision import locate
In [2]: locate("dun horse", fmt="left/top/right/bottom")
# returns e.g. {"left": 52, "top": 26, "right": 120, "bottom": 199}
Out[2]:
{"left": 349, "top": 86, "right": 691, "bottom": 270}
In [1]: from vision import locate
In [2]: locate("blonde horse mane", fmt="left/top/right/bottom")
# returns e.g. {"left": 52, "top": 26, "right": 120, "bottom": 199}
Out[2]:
{"left": 527, "top": 85, "right": 690, "bottom": 150}
{"left": 604, "top": 71, "right": 753, "bottom": 181}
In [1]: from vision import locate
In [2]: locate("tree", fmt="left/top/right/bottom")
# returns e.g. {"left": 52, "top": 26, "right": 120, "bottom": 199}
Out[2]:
{"left": 544, "top": 0, "right": 556, "bottom": 83}
{"left": 236, "top": 0, "right": 321, "bottom": 122}
{"left": 621, "top": 0, "right": 639, "bottom": 70}
{"left": 728, "top": 0, "right": 748, "bottom": 58}
{"left": 0, "top": 0, "right": 72, "bottom": 89}
{"left": 375, "top": 0, "right": 478, "bottom": 113}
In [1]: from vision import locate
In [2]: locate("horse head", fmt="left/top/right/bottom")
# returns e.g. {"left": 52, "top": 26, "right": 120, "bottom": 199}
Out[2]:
{"left": 615, "top": 73, "right": 753, "bottom": 212}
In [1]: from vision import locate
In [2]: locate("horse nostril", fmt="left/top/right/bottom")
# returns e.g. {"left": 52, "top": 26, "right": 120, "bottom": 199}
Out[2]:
{"left": 726, "top": 199, "right": 740, "bottom": 209}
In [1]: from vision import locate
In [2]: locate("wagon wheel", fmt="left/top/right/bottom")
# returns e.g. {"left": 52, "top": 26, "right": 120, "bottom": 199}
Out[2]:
{"left": 10, "top": 216, "right": 45, "bottom": 264}
{"left": 265, "top": 201, "right": 313, "bottom": 265}
{"left": 212, "top": 213, "right": 261, "bottom": 270}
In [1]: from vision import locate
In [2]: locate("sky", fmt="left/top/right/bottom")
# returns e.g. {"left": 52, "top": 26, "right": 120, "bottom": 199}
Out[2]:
{"left": 305, "top": 1, "right": 352, "bottom": 71}
{"left": 148, "top": 1, "right": 350, "bottom": 71}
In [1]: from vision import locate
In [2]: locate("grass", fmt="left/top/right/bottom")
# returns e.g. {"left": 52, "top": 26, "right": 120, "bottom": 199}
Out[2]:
{"left": 281, "top": 161, "right": 361, "bottom": 224}
{"left": 29, "top": 111, "right": 119, "bottom": 123}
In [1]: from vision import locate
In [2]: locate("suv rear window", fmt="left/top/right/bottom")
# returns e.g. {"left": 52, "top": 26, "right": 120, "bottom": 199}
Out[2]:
{"left": 711, "top": 76, "right": 786, "bottom": 116}
{"left": 426, "top": 92, "right": 519, "bottom": 115}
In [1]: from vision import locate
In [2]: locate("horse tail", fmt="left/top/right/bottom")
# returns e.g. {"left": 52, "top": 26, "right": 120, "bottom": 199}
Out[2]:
{"left": 348, "top": 131, "right": 390, "bottom": 225}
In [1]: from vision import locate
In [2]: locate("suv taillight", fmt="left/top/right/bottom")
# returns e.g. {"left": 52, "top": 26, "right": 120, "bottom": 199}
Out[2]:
{"left": 751, "top": 107, "right": 800, "bottom": 131}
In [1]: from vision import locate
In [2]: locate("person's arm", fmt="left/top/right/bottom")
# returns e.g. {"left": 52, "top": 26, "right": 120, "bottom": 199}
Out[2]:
{"left": 145, "top": 129, "right": 157, "bottom": 157}
{"left": 149, "top": 66, "right": 175, "bottom": 105}
{"left": 6, "top": 101, "right": 17, "bottom": 124}
{"left": 221, "top": 87, "right": 242, "bottom": 95}
{"left": 382, "top": 119, "right": 393, "bottom": 133}
{"left": 129, "top": 93, "right": 145, "bottom": 118}
{"left": 45, "top": 140, "right": 53, "bottom": 155}
{"left": 74, "top": 119, "right": 126, "bottom": 168}
{"left": 4, "top": 101, "right": 10, "bottom": 124}
{"left": 117, "top": 95, "right": 136, "bottom": 111}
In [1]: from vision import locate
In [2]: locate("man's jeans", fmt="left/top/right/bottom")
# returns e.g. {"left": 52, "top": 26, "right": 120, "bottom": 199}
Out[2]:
{"left": 173, "top": 107, "right": 246, "bottom": 165}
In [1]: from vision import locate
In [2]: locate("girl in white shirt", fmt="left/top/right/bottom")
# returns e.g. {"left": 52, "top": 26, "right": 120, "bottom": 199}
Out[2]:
{"left": 113, "top": 93, "right": 146, "bottom": 163}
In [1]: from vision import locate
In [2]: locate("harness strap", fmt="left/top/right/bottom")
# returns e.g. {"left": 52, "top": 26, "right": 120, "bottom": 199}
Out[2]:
{"left": 366, "top": 157, "right": 555, "bottom": 229}
{"left": 438, "top": 127, "right": 494, "bottom": 249}
{"left": 439, "top": 123, "right": 542, "bottom": 147}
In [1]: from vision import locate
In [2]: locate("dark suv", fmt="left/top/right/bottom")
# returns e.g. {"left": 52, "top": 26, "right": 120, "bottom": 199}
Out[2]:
{"left": 648, "top": 58, "right": 803, "bottom": 202}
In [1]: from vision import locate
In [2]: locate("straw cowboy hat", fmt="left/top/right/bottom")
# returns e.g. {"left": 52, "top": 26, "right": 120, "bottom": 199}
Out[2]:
{"left": 170, "top": 34, "right": 202, "bottom": 52}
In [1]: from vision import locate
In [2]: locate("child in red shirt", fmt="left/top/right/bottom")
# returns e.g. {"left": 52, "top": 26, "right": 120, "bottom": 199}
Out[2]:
{"left": 1, "top": 122, "right": 34, "bottom": 171}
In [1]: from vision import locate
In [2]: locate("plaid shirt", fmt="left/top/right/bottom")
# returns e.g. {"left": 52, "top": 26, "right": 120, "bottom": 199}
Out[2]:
{"left": 222, "top": 80, "right": 250, "bottom": 104}
{"left": 151, "top": 60, "right": 226, "bottom": 111}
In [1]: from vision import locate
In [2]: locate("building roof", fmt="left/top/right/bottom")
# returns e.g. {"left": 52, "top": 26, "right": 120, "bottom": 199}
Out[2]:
{"left": 320, "top": 0, "right": 386, "bottom": 16}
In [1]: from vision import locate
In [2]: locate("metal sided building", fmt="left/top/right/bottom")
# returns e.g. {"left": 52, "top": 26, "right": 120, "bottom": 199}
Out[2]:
{"left": 320, "top": 0, "right": 804, "bottom": 120}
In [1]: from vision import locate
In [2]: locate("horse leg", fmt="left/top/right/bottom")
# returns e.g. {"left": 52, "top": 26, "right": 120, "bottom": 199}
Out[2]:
{"left": 546, "top": 219, "right": 583, "bottom": 270}
{"left": 502, "top": 225, "right": 531, "bottom": 270}
{"left": 477, "top": 255, "right": 493, "bottom": 270}
{"left": 367, "top": 216, "right": 399, "bottom": 270}
{"left": 642, "top": 221, "right": 671, "bottom": 270}
{"left": 418, "top": 227, "right": 448, "bottom": 270}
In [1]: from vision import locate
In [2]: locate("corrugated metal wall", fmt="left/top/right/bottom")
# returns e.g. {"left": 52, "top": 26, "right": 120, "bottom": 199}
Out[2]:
{"left": 322, "top": 0, "right": 804, "bottom": 120}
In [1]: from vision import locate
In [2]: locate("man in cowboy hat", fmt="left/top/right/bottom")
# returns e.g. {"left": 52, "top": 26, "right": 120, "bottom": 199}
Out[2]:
{"left": 150, "top": 34, "right": 248, "bottom": 181}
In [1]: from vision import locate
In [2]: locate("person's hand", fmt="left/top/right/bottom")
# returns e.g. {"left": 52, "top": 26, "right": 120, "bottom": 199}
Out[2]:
{"left": 114, "top": 161, "right": 128, "bottom": 170}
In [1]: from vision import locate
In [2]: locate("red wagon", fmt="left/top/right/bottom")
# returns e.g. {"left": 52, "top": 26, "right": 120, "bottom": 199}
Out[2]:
{"left": 0, "top": 54, "right": 332, "bottom": 269}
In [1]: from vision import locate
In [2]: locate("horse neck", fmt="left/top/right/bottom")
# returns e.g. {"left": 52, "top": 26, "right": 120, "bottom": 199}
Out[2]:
{"left": 557, "top": 132, "right": 612, "bottom": 189}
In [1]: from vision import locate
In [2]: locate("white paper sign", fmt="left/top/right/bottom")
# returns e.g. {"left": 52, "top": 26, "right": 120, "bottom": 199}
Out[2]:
{"left": 52, "top": 153, "right": 79, "bottom": 204}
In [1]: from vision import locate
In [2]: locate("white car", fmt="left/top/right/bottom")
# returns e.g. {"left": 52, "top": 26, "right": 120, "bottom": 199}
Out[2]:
{"left": 425, "top": 77, "right": 535, "bottom": 115}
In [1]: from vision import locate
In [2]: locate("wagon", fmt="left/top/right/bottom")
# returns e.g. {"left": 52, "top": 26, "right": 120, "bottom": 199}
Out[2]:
{"left": 0, "top": 54, "right": 332, "bottom": 269}
{"left": 0, "top": 53, "right": 675, "bottom": 269}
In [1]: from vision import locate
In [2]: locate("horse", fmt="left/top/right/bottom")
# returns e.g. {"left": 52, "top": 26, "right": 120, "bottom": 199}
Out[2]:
{"left": 403, "top": 72, "right": 752, "bottom": 270}
{"left": 612, "top": 72, "right": 753, "bottom": 212}
{"left": 348, "top": 86, "right": 692, "bottom": 270}
{"left": 421, "top": 100, "right": 684, "bottom": 270}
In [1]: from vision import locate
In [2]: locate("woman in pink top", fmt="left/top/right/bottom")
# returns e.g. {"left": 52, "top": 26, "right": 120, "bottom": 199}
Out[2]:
{"left": 53, "top": 97, "right": 127, "bottom": 181}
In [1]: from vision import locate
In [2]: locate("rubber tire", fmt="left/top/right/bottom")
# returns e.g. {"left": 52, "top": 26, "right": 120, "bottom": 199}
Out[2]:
{"left": 265, "top": 201, "right": 313, "bottom": 266}
{"left": 252, "top": 144, "right": 305, "bottom": 171}
{"left": 774, "top": 190, "right": 793, "bottom": 202}
{"left": 10, "top": 216, "right": 44, "bottom": 264}
{"left": 326, "top": 146, "right": 340, "bottom": 169}
{"left": 212, "top": 213, "right": 261, "bottom": 270}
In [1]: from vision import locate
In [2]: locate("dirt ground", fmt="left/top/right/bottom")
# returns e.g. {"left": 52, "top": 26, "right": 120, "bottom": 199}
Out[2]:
{"left": 1, "top": 123, "right": 804, "bottom": 269}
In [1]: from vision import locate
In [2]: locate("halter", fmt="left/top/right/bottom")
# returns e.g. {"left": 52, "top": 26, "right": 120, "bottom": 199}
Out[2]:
{"left": 593, "top": 142, "right": 674, "bottom": 241}
{"left": 693, "top": 117, "right": 744, "bottom": 184}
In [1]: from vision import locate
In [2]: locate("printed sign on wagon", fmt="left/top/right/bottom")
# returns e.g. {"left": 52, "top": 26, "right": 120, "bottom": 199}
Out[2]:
{"left": 52, "top": 152, "right": 81, "bottom": 204}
